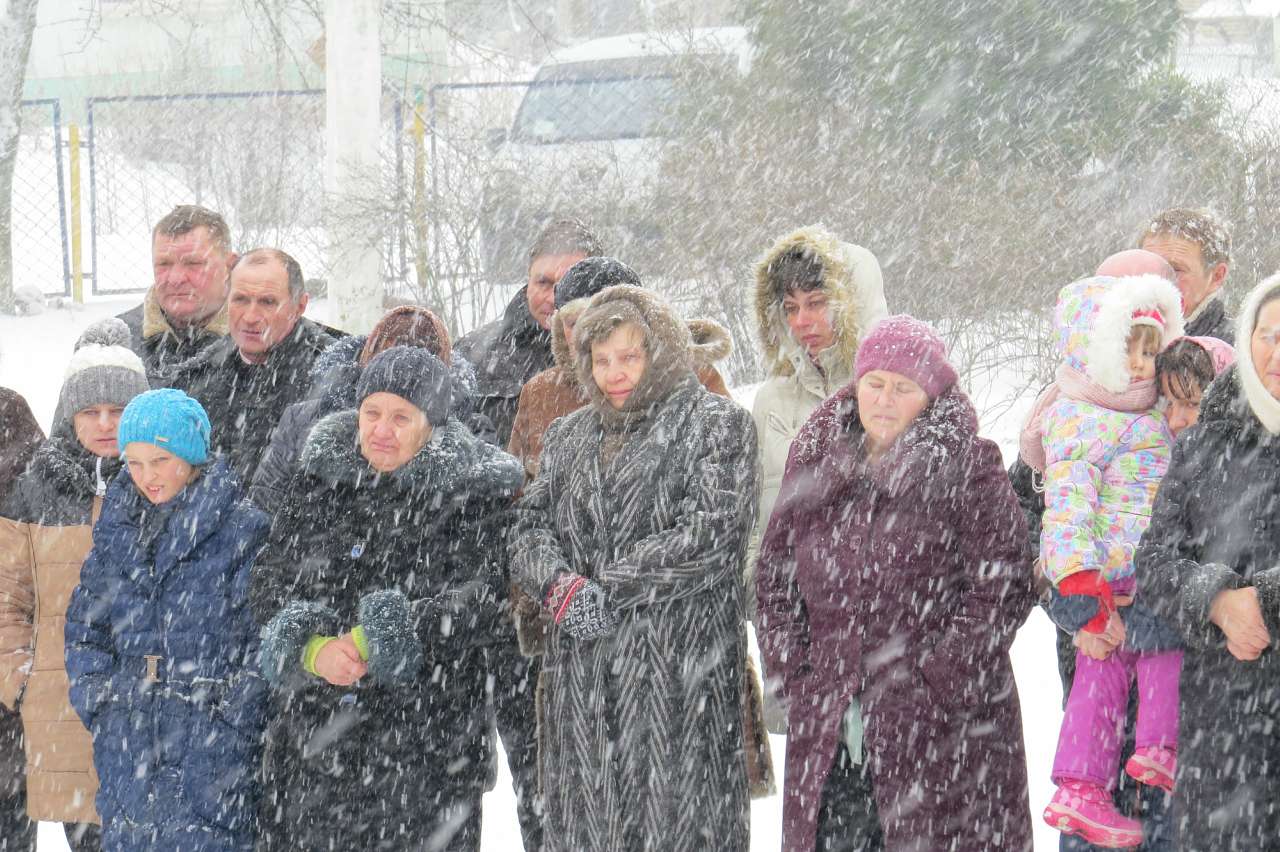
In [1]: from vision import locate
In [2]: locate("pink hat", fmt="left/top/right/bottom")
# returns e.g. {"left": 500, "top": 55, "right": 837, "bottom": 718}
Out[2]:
{"left": 855, "top": 315, "right": 957, "bottom": 399}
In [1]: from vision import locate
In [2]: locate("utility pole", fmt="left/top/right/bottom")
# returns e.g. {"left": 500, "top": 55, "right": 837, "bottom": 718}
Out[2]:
{"left": 324, "top": 0, "right": 382, "bottom": 333}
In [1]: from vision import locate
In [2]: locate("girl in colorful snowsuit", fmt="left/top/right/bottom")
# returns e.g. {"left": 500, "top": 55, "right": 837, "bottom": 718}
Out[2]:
{"left": 1022, "top": 274, "right": 1185, "bottom": 848}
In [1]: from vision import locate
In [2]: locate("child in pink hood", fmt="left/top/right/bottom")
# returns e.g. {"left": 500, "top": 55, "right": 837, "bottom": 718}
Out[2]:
{"left": 1021, "top": 274, "right": 1186, "bottom": 848}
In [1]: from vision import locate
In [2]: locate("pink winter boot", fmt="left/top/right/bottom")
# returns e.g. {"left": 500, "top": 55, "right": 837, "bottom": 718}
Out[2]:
{"left": 1125, "top": 746, "right": 1176, "bottom": 792}
{"left": 1043, "top": 780, "right": 1143, "bottom": 848}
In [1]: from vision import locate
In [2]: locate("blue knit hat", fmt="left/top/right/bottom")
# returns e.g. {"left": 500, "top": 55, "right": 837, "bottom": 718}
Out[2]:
{"left": 117, "top": 389, "right": 212, "bottom": 465}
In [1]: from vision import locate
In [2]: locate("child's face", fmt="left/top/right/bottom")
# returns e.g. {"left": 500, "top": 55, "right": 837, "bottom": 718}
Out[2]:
{"left": 1160, "top": 375, "right": 1203, "bottom": 437}
{"left": 124, "top": 442, "right": 199, "bottom": 504}
{"left": 1127, "top": 331, "right": 1158, "bottom": 382}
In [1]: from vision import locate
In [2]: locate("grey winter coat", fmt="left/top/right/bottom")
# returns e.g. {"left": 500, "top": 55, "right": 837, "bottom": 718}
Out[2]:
{"left": 509, "top": 285, "right": 758, "bottom": 852}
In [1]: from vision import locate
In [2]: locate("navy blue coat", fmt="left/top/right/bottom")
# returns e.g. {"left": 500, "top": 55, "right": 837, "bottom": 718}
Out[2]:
{"left": 65, "top": 458, "right": 269, "bottom": 852}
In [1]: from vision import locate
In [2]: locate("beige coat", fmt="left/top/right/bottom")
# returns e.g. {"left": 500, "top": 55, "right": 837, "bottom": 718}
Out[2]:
{"left": 0, "top": 504, "right": 101, "bottom": 824}
{"left": 748, "top": 226, "right": 888, "bottom": 600}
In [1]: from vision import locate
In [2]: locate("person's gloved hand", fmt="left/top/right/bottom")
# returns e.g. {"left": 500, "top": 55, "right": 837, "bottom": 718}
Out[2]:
{"left": 1058, "top": 570, "right": 1115, "bottom": 634}
{"left": 543, "top": 571, "right": 617, "bottom": 640}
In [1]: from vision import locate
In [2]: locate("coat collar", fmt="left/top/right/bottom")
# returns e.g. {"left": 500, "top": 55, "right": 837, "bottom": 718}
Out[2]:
{"left": 105, "top": 456, "right": 244, "bottom": 563}
{"left": 791, "top": 382, "right": 979, "bottom": 493}
{"left": 299, "top": 408, "right": 523, "bottom": 499}
{"left": 141, "top": 286, "right": 229, "bottom": 341}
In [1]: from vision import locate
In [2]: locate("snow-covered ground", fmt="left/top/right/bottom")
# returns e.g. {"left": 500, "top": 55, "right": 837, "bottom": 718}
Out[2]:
{"left": 0, "top": 298, "right": 1063, "bottom": 851}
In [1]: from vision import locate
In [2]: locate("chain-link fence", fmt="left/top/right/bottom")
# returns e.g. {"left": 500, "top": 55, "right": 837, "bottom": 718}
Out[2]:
{"left": 16, "top": 99, "right": 70, "bottom": 298}
{"left": 86, "top": 88, "right": 410, "bottom": 297}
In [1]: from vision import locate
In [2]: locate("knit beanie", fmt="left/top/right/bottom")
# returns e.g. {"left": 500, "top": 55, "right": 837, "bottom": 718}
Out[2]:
{"left": 117, "top": 388, "right": 212, "bottom": 465}
{"left": 359, "top": 306, "right": 452, "bottom": 367}
{"left": 854, "top": 315, "right": 957, "bottom": 400}
{"left": 356, "top": 346, "right": 452, "bottom": 427}
{"left": 58, "top": 318, "right": 149, "bottom": 424}
{"left": 554, "top": 257, "right": 641, "bottom": 309}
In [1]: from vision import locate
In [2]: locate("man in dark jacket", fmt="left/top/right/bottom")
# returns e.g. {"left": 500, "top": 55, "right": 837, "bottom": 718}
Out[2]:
{"left": 454, "top": 217, "right": 600, "bottom": 852}
{"left": 168, "top": 248, "right": 344, "bottom": 484}
{"left": 456, "top": 217, "right": 602, "bottom": 447}
{"left": 1138, "top": 206, "right": 1234, "bottom": 343}
{"left": 116, "top": 205, "right": 239, "bottom": 379}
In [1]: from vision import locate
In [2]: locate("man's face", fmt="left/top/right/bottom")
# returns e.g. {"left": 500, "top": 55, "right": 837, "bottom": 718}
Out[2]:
{"left": 227, "top": 259, "right": 307, "bottom": 364}
{"left": 152, "top": 227, "right": 235, "bottom": 328}
{"left": 1140, "top": 234, "right": 1227, "bottom": 318}
{"left": 527, "top": 252, "right": 586, "bottom": 331}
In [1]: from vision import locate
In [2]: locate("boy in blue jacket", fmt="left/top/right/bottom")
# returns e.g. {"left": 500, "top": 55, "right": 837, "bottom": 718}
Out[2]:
{"left": 66, "top": 388, "right": 269, "bottom": 851}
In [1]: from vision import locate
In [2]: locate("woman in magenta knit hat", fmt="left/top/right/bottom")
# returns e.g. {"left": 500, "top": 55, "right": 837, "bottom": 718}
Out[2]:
{"left": 756, "top": 315, "right": 1036, "bottom": 851}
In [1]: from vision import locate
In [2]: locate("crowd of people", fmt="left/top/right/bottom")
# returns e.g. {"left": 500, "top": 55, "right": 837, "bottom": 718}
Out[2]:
{"left": 0, "top": 202, "right": 1276, "bottom": 851}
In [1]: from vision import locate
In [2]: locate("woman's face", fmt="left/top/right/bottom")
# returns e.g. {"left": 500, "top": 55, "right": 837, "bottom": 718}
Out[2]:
{"left": 1160, "top": 376, "right": 1203, "bottom": 437}
{"left": 591, "top": 323, "right": 648, "bottom": 410}
{"left": 1252, "top": 299, "right": 1280, "bottom": 401}
{"left": 73, "top": 404, "right": 126, "bottom": 458}
{"left": 124, "top": 442, "right": 199, "bottom": 504}
{"left": 562, "top": 314, "right": 578, "bottom": 351}
{"left": 782, "top": 289, "right": 835, "bottom": 357}
{"left": 358, "top": 391, "right": 432, "bottom": 473}
{"left": 857, "top": 370, "right": 930, "bottom": 453}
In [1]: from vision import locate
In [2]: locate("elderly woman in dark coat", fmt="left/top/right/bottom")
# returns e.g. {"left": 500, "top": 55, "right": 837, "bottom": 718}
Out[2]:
{"left": 757, "top": 315, "right": 1036, "bottom": 852}
{"left": 1136, "top": 274, "right": 1280, "bottom": 850}
{"left": 251, "top": 346, "right": 522, "bottom": 852}
{"left": 508, "top": 284, "right": 758, "bottom": 851}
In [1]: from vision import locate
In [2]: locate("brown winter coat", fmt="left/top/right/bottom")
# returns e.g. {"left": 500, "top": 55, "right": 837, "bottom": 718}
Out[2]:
{"left": 0, "top": 503, "right": 101, "bottom": 823}
{"left": 757, "top": 382, "right": 1035, "bottom": 852}
{"left": 0, "top": 388, "right": 42, "bottom": 505}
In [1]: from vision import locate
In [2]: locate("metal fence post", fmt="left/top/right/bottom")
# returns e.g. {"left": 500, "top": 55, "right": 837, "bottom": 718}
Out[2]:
{"left": 411, "top": 94, "right": 430, "bottom": 304}
{"left": 68, "top": 123, "right": 83, "bottom": 303}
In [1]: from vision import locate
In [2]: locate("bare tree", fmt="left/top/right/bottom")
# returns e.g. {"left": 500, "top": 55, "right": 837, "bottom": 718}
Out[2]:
{"left": 0, "top": 0, "right": 38, "bottom": 313}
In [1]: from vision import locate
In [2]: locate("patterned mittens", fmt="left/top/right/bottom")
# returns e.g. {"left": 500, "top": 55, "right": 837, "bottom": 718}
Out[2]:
{"left": 543, "top": 571, "right": 617, "bottom": 641}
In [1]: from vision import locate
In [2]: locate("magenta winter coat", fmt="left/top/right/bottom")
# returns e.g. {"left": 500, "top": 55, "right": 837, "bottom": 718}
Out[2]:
{"left": 757, "top": 382, "right": 1035, "bottom": 852}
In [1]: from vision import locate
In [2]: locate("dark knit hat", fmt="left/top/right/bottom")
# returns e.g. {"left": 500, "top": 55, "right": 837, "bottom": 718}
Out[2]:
{"left": 58, "top": 318, "right": 149, "bottom": 425}
{"left": 356, "top": 346, "right": 452, "bottom": 426}
{"left": 117, "top": 388, "right": 211, "bottom": 465}
{"left": 854, "top": 315, "right": 957, "bottom": 400}
{"left": 554, "top": 257, "right": 641, "bottom": 309}
{"left": 359, "top": 306, "right": 452, "bottom": 367}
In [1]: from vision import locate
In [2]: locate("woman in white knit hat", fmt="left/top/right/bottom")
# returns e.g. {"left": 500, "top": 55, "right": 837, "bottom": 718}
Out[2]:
{"left": 0, "top": 318, "right": 148, "bottom": 850}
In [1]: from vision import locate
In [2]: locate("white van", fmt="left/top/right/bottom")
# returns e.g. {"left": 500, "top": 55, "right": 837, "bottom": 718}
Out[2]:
{"left": 480, "top": 27, "right": 751, "bottom": 284}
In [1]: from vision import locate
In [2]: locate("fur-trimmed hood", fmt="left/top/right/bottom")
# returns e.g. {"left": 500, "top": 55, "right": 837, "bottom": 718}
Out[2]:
{"left": 753, "top": 225, "right": 887, "bottom": 379}
{"left": 1054, "top": 274, "right": 1185, "bottom": 394}
{"left": 551, "top": 297, "right": 731, "bottom": 381}
{"left": 572, "top": 286, "right": 697, "bottom": 416}
{"left": 141, "top": 286, "right": 229, "bottom": 340}
{"left": 299, "top": 408, "right": 523, "bottom": 498}
{"left": 1223, "top": 273, "right": 1280, "bottom": 435}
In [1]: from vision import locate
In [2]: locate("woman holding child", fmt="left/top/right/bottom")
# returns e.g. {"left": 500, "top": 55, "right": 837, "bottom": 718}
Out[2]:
{"left": 1138, "top": 273, "right": 1280, "bottom": 850}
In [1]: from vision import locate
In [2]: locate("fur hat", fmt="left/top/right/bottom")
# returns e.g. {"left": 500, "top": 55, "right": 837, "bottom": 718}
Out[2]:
{"left": 356, "top": 345, "right": 452, "bottom": 426}
{"left": 554, "top": 256, "right": 641, "bottom": 309}
{"left": 58, "top": 318, "right": 149, "bottom": 426}
{"left": 855, "top": 315, "right": 957, "bottom": 400}
{"left": 359, "top": 306, "right": 452, "bottom": 366}
{"left": 117, "top": 388, "right": 211, "bottom": 465}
